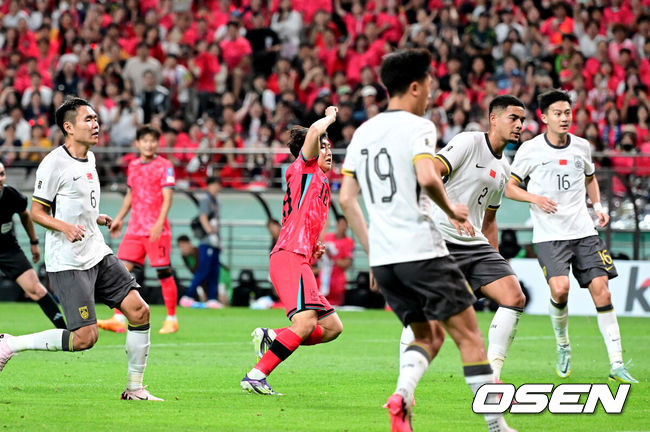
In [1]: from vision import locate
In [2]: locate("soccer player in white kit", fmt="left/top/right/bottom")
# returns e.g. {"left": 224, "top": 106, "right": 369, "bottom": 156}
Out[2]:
{"left": 0, "top": 97, "right": 163, "bottom": 400}
{"left": 505, "top": 89, "right": 636, "bottom": 384}
{"left": 400, "top": 95, "right": 528, "bottom": 383}
{"left": 340, "top": 49, "right": 515, "bottom": 432}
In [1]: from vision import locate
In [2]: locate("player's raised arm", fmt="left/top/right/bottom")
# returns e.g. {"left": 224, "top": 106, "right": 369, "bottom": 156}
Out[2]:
{"left": 505, "top": 176, "right": 557, "bottom": 214}
{"left": 339, "top": 174, "right": 369, "bottom": 255}
{"left": 414, "top": 157, "right": 468, "bottom": 223}
{"left": 301, "top": 106, "right": 338, "bottom": 159}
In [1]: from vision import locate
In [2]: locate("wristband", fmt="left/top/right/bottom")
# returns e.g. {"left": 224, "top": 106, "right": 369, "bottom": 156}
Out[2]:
{"left": 30, "top": 239, "right": 39, "bottom": 245}
{"left": 593, "top": 202, "right": 604, "bottom": 213}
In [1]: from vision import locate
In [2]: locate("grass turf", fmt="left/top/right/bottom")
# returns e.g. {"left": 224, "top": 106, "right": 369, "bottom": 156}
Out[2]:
{"left": 0, "top": 303, "right": 648, "bottom": 431}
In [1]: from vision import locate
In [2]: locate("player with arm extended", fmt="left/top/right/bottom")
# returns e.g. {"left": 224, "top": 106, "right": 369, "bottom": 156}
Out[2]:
{"left": 339, "top": 49, "right": 515, "bottom": 432}
{"left": 505, "top": 89, "right": 636, "bottom": 384}
{"left": 99, "top": 124, "right": 180, "bottom": 334}
{"left": 400, "top": 95, "right": 527, "bottom": 382}
{"left": 0, "top": 98, "right": 162, "bottom": 401}
{"left": 0, "top": 161, "right": 66, "bottom": 329}
{"left": 240, "top": 106, "right": 343, "bottom": 396}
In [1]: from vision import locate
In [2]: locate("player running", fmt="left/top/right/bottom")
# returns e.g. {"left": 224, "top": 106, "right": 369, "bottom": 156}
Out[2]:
{"left": 505, "top": 89, "right": 636, "bottom": 383}
{"left": 98, "top": 125, "right": 180, "bottom": 334}
{"left": 240, "top": 106, "right": 343, "bottom": 396}
{"left": 339, "top": 49, "right": 515, "bottom": 432}
{"left": 400, "top": 95, "right": 527, "bottom": 382}
{"left": 0, "top": 161, "right": 66, "bottom": 329}
{"left": 1, "top": 97, "right": 162, "bottom": 401}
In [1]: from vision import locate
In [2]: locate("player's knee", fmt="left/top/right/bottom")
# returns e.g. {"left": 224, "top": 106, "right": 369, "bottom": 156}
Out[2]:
{"left": 73, "top": 327, "right": 98, "bottom": 350}
{"left": 550, "top": 285, "right": 569, "bottom": 302}
{"left": 330, "top": 320, "right": 343, "bottom": 339}
{"left": 128, "top": 301, "right": 150, "bottom": 324}
{"left": 511, "top": 290, "right": 527, "bottom": 309}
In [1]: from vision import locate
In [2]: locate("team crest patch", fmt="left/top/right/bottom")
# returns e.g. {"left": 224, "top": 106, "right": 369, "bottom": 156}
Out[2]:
{"left": 37, "top": 180, "right": 42, "bottom": 189}
{"left": 79, "top": 306, "right": 89, "bottom": 319}
{"left": 574, "top": 156, "right": 584, "bottom": 170}
{"left": 166, "top": 167, "right": 175, "bottom": 183}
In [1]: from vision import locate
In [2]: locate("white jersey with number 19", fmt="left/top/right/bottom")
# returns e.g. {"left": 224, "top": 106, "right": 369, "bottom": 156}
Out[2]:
{"left": 510, "top": 133, "right": 597, "bottom": 243}
{"left": 342, "top": 110, "right": 448, "bottom": 266}
{"left": 32, "top": 145, "right": 112, "bottom": 272}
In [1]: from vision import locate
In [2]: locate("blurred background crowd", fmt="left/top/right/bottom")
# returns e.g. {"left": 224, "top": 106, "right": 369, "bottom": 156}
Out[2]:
{"left": 1, "top": 0, "right": 650, "bottom": 193}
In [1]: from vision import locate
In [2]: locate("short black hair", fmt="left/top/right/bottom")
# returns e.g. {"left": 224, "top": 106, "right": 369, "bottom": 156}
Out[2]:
{"left": 55, "top": 97, "right": 92, "bottom": 136}
{"left": 177, "top": 234, "right": 191, "bottom": 243}
{"left": 136, "top": 124, "right": 161, "bottom": 140}
{"left": 206, "top": 176, "right": 221, "bottom": 185}
{"left": 489, "top": 95, "right": 525, "bottom": 115}
{"left": 379, "top": 48, "right": 432, "bottom": 97}
{"left": 287, "top": 125, "right": 329, "bottom": 158}
{"left": 538, "top": 89, "right": 572, "bottom": 114}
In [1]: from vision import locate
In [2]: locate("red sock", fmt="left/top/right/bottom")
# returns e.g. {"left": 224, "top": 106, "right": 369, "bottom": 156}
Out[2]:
{"left": 255, "top": 328, "right": 302, "bottom": 376}
{"left": 273, "top": 325, "right": 324, "bottom": 346}
{"left": 159, "top": 276, "right": 178, "bottom": 316}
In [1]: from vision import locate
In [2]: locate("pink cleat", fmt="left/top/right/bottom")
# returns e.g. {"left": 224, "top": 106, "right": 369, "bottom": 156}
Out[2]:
{"left": 206, "top": 299, "right": 224, "bottom": 309}
{"left": 0, "top": 334, "right": 15, "bottom": 374}
{"left": 383, "top": 393, "right": 413, "bottom": 432}
{"left": 179, "top": 296, "right": 196, "bottom": 308}
{"left": 120, "top": 386, "right": 164, "bottom": 401}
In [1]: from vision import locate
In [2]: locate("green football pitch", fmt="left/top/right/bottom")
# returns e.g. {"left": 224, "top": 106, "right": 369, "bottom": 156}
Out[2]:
{"left": 0, "top": 304, "right": 647, "bottom": 431}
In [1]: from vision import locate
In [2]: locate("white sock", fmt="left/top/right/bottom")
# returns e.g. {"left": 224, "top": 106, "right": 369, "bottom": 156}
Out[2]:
{"left": 399, "top": 326, "right": 414, "bottom": 356}
{"left": 248, "top": 368, "right": 266, "bottom": 380}
{"left": 596, "top": 306, "right": 623, "bottom": 368}
{"left": 126, "top": 323, "right": 150, "bottom": 391}
{"left": 464, "top": 363, "right": 501, "bottom": 423}
{"left": 6, "top": 329, "right": 68, "bottom": 352}
{"left": 549, "top": 299, "right": 569, "bottom": 347}
{"left": 487, "top": 307, "right": 522, "bottom": 380}
{"left": 166, "top": 315, "right": 177, "bottom": 322}
{"left": 395, "top": 344, "right": 430, "bottom": 404}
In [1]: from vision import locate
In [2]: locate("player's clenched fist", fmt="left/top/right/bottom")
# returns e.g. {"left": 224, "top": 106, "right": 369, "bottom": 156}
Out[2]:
{"left": 325, "top": 106, "right": 338, "bottom": 118}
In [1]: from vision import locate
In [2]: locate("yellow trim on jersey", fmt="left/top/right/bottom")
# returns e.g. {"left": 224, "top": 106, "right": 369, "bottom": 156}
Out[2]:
{"left": 433, "top": 154, "right": 451, "bottom": 173}
{"left": 486, "top": 205, "right": 500, "bottom": 211}
{"left": 585, "top": 172, "right": 595, "bottom": 179}
{"left": 32, "top": 197, "right": 51, "bottom": 207}
{"left": 413, "top": 153, "right": 436, "bottom": 163}
{"left": 510, "top": 173, "right": 523, "bottom": 183}
{"left": 341, "top": 168, "right": 355, "bottom": 177}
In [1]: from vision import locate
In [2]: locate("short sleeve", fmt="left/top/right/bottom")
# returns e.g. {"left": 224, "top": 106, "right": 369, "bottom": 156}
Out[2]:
{"left": 199, "top": 195, "right": 212, "bottom": 216}
{"left": 341, "top": 238, "right": 355, "bottom": 258}
{"left": 162, "top": 161, "right": 176, "bottom": 188}
{"left": 487, "top": 187, "right": 503, "bottom": 210}
{"left": 510, "top": 143, "right": 533, "bottom": 183}
{"left": 32, "top": 156, "right": 59, "bottom": 208}
{"left": 341, "top": 137, "right": 358, "bottom": 178}
{"left": 411, "top": 122, "right": 438, "bottom": 164}
{"left": 434, "top": 132, "right": 472, "bottom": 176}
{"left": 126, "top": 162, "right": 134, "bottom": 189}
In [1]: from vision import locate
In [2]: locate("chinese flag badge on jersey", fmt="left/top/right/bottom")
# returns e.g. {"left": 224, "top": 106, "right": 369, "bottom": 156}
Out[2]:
{"left": 559, "top": 159, "right": 568, "bottom": 165}
{"left": 489, "top": 169, "right": 496, "bottom": 178}
{"left": 87, "top": 173, "right": 93, "bottom": 180}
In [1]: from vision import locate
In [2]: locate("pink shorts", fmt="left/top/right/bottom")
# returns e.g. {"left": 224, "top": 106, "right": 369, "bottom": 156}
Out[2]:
{"left": 269, "top": 250, "right": 334, "bottom": 320}
{"left": 117, "top": 233, "right": 172, "bottom": 268}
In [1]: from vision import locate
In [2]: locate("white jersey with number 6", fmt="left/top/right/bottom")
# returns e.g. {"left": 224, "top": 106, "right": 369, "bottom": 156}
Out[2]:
{"left": 32, "top": 145, "right": 112, "bottom": 272}
{"left": 342, "top": 110, "right": 448, "bottom": 266}
{"left": 509, "top": 133, "right": 596, "bottom": 243}
{"left": 433, "top": 132, "right": 510, "bottom": 245}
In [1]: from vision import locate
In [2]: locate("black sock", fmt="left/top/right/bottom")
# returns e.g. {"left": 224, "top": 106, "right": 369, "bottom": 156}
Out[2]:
{"left": 37, "top": 293, "right": 67, "bottom": 329}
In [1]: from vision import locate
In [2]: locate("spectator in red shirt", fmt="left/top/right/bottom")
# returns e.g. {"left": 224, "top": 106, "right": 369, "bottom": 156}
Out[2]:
{"left": 189, "top": 40, "right": 221, "bottom": 117}
{"left": 603, "top": 0, "right": 635, "bottom": 30}
{"left": 609, "top": 24, "right": 636, "bottom": 64}
{"left": 219, "top": 18, "right": 253, "bottom": 98}
{"left": 540, "top": 3, "right": 573, "bottom": 48}
{"left": 375, "top": 0, "right": 407, "bottom": 44}
{"left": 319, "top": 216, "right": 354, "bottom": 306}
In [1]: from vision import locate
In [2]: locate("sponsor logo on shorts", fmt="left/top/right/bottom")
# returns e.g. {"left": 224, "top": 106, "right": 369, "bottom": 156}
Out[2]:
{"left": 79, "top": 306, "right": 89, "bottom": 320}
{"left": 472, "top": 383, "right": 630, "bottom": 414}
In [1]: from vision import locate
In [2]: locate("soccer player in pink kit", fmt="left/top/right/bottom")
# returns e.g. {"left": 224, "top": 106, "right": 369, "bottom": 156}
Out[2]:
{"left": 98, "top": 125, "right": 180, "bottom": 334}
{"left": 241, "top": 106, "right": 343, "bottom": 395}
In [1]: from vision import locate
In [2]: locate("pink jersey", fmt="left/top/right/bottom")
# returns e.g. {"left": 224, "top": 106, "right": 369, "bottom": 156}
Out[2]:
{"left": 125, "top": 155, "right": 175, "bottom": 236}
{"left": 272, "top": 153, "right": 330, "bottom": 258}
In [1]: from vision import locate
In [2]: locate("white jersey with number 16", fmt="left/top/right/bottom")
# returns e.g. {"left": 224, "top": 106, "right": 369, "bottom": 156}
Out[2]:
{"left": 342, "top": 110, "right": 448, "bottom": 266}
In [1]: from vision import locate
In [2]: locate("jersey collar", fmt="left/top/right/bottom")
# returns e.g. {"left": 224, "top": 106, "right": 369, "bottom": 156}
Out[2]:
{"left": 544, "top": 133, "right": 571, "bottom": 149}
{"left": 62, "top": 144, "right": 89, "bottom": 162}
{"left": 484, "top": 133, "right": 502, "bottom": 160}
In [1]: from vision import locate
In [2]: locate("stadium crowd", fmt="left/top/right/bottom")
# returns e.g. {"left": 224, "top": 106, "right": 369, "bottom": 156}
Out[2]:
{"left": 1, "top": 0, "right": 650, "bottom": 190}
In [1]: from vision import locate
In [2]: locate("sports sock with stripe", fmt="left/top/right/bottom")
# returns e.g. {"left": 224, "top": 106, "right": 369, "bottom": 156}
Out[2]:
{"left": 6, "top": 329, "right": 73, "bottom": 352}
{"left": 464, "top": 362, "right": 502, "bottom": 423}
{"left": 394, "top": 343, "right": 431, "bottom": 404}
{"left": 549, "top": 299, "right": 569, "bottom": 346}
{"left": 159, "top": 276, "right": 178, "bottom": 317}
{"left": 250, "top": 328, "right": 302, "bottom": 378}
{"left": 273, "top": 325, "right": 324, "bottom": 345}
